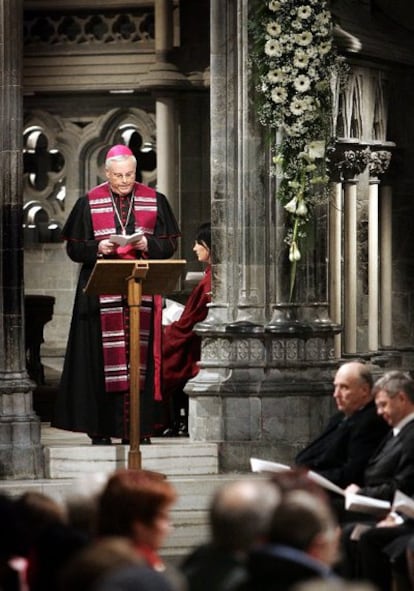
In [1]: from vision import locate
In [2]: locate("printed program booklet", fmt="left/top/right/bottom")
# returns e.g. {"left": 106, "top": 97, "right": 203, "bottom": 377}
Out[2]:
{"left": 109, "top": 231, "right": 144, "bottom": 246}
{"left": 250, "top": 457, "right": 393, "bottom": 515}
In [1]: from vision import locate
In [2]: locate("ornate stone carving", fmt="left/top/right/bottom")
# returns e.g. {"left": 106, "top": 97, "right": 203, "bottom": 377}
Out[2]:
{"left": 368, "top": 149, "right": 392, "bottom": 178}
{"left": 24, "top": 9, "right": 154, "bottom": 50}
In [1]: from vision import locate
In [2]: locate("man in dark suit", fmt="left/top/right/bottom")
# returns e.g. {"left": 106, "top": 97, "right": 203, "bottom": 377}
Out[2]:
{"left": 345, "top": 370, "right": 414, "bottom": 501}
{"left": 295, "top": 361, "right": 390, "bottom": 488}
{"left": 339, "top": 370, "right": 414, "bottom": 590}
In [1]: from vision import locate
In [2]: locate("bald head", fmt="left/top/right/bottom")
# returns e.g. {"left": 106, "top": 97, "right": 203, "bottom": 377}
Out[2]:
{"left": 210, "top": 478, "right": 280, "bottom": 553}
{"left": 333, "top": 361, "right": 373, "bottom": 417}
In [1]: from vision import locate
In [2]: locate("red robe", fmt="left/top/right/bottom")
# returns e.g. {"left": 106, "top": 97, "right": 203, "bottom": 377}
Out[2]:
{"left": 162, "top": 266, "right": 211, "bottom": 398}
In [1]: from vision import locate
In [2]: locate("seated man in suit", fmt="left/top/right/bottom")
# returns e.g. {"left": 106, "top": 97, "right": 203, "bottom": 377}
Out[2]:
{"left": 345, "top": 370, "right": 414, "bottom": 501}
{"left": 240, "top": 488, "right": 341, "bottom": 591}
{"left": 339, "top": 371, "right": 414, "bottom": 590}
{"left": 295, "top": 361, "right": 390, "bottom": 488}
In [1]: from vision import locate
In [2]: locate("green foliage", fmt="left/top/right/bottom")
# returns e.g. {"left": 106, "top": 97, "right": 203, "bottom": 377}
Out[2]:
{"left": 249, "top": 0, "right": 345, "bottom": 299}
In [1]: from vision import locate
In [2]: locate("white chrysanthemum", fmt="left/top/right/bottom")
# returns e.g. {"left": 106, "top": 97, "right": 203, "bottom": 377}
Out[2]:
{"left": 316, "top": 10, "right": 331, "bottom": 25}
{"left": 290, "top": 97, "right": 305, "bottom": 116}
{"left": 293, "top": 49, "right": 309, "bottom": 69}
{"left": 271, "top": 86, "right": 288, "bottom": 103}
{"left": 307, "top": 140, "right": 325, "bottom": 159}
{"left": 297, "top": 5, "right": 312, "bottom": 19}
{"left": 267, "top": 69, "right": 286, "bottom": 84}
{"left": 296, "top": 31, "right": 313, "bottom": 46}
{"left": 266, "top": 21, "right": 282, "bottom": 37}
{"left": 319, "top": 26, "right": 330, "bottom": 37}
{"left": 301, "top": 95, "right": 316, "bottom": 112}
{"left": 265, "top": 38, "right": 283, "bottom": 57}
{"left": 319, "top": 41, "right": 332, "bottom": 55}
{"left": 294, "top": 74, "right": 311, "bottom": 93}
{"left": 291, "top": 19, "right": 303, "bottom": 31}
{"left": 306, "top": 45, "right": 318, "bottom": 58}
{"left": 268, "top": 0, "right": 281, "bottom": 11}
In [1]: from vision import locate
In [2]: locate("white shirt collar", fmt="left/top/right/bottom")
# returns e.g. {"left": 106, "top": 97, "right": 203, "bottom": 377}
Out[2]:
{"left": 393, "top": 412, "right": 414, "bottom": 436}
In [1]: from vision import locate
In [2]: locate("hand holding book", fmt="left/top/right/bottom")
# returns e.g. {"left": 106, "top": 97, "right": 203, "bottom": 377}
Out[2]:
{"left": 109, "top": 230, "right": 144, "bottom": 246}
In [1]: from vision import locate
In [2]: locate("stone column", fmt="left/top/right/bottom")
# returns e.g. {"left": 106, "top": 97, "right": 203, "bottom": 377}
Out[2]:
{"left": 343, "top": 178, "right": 358, "bottom": 354}
{"left": 0, "top": 0, "right": 44, "bottom": 478}
{"left": 138, "top": 0, "right": 188, "bottom": 217}
{"left": 186, "top": 0, "right": 340, "bottom": 471}
{"left": 368, "top": 175, "right": 379, "bottom": 352}
{"left": 368, "top": 149, "right": 393, "bottom": 349}
{"left": 380, "top": 184, "right": 393, "bottom": 347}
{"left": 330, "top": 143, "right": 370, "bottom": 355}
{"left": 329, "top": 182, "right": 343, "bottom": 358}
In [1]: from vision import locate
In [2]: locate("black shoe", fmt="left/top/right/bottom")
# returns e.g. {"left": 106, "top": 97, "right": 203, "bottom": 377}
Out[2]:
{"left": 162, "top": 427, "right": 179, "bottom": 437}
{"left": 91, "top": 436, "right": 112, "bottom": 445}
{"left": 140, "top": 437, "right": 152, "bottom": 445}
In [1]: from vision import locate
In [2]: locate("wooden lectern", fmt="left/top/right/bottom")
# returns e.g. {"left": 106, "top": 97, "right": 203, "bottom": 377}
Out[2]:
{"left": 84, "top": 259, "right": 186, "bottom": 469}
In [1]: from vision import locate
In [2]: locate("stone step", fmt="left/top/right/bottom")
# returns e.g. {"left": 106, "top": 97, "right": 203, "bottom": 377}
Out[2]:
{"left": 42, "top": 425, "right": 219, "bottom": 478}
{"left": 0, "top": 425, "right": 246, "bottom": 562}
{"left": 45, "top": 439, "right": 219, "bottom": 479}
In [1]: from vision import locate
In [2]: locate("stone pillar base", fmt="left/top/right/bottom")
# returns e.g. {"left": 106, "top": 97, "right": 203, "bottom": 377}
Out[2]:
{"left": 186, "top": 305, "right": 341, "bottom": 472}
{"left": 0, "top": 378, "right": 44, "bottom": 479}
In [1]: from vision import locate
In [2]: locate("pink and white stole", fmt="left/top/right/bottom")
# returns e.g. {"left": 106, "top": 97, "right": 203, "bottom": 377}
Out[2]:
{"left": 88, "top": 182, "right": 159, "bottom": 396}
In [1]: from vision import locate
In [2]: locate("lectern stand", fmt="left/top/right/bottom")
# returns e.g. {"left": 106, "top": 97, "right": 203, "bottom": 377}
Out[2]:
{"left": 84, "top": 259, "right": 186, "bottom": 469}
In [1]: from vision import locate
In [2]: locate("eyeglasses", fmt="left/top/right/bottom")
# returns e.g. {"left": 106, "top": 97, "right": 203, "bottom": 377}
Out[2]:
{"left": 110, "top": 172, "right": 136, "bottom": 180}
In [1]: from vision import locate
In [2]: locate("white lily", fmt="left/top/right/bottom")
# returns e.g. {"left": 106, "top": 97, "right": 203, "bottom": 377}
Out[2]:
{"left": 296, "top": 200, "right": 308, "bottom": 217}
{"left": 284, "top": 196, "right": 298, "bottom": 213}
{"left": 289, "top": 241, "right": 301, "bottom": 262}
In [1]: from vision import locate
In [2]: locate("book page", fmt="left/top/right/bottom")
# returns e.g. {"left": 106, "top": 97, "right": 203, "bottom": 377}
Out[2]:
{"left": 307, "top": 470, "right": 345, "bottom": 496}
{"left": 250, "top": 458, "right": 291, "bottom": 473}
{"left": 109, "top": 231, "right": 144, "bottom": 246}
{"left": 250, "top": 458, "right": 345, "bottom": 496}
{"left": 345, "top": 492, "right": 391, "bottom": 515}
{"left": 392, "top": 489, "right": 414, "bottom": 519}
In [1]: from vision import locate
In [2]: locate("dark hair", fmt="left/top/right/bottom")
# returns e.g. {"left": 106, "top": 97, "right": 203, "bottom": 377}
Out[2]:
{"left": 195, "top": 222, "right": 211, "bottom": 250}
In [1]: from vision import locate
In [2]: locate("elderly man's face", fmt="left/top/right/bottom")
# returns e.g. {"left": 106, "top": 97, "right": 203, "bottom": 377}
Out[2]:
{"left": 106, "top": 158, "right": 136, "bottom": 196}
{"left": 333, "top": 364, "right": 370, "bottom": 416}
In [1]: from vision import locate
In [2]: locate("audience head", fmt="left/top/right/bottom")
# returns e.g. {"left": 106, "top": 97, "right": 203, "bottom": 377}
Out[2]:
{"left": 268, "top": 469, "right": 330, "bottom": 503}
{"left": 333, "top": 361, "right": 373, "bottom": 417}
{"left": 14, "top": 491, "right": 67, "bottom": 555}
{"left": 373, "top": 370, "right": 414, "bottom": 427}
{"left": 94, "top": 564, "right": 175, "bottom": 591}
{"left": 59, "top": 537, "right": 142, "bottom": 591}
{"left": 209, "top": 478, "right": 281, "bottom": 554}
{"left": 97, "top": 469, "right": 176, "bottom": 551}
{"left": 268, "top": 489, "right": 340, "bottom": 567}
{"left": 65, "top": 473, "right": 108, "bottom": 537}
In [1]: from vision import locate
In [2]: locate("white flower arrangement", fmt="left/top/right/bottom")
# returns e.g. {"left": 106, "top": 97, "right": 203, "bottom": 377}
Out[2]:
{"left": 249, "top": 0, "right": 344, "bottom": 299}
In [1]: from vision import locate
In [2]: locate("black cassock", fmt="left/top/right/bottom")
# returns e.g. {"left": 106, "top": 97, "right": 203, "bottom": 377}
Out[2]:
{"left": 53, "top": 190, "right": 180, "bottom": 440}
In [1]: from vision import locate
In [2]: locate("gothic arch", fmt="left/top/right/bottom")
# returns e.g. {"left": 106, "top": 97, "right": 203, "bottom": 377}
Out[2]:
{"left": 78, "top": 107, "right": 157, "bottom": 194}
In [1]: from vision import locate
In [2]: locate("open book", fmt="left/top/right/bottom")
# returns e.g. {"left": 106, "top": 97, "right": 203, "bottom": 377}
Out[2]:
{"left": 250, "top": 457, "right": 345, "bottom": 496}
{"left": 250, "top": 457, "right": 392, "bottom": 515}
{"left": 392, "top": 489, "right": 414, "bottom": 519}
{"left": 109, "top": 231, "right": 144, "bottom": 246}
{"left": 345, "top": 493, "right": 390, "bottom": 515}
